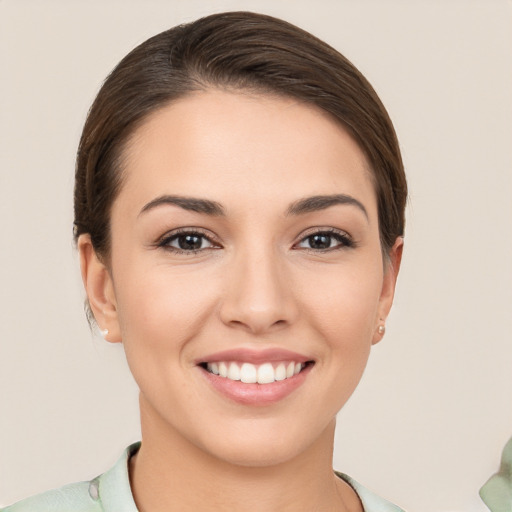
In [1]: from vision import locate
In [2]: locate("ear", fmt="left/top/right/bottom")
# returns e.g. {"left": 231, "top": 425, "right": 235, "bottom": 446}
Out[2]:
{"left": 78, "top": 234, "right": 122, "bottom": 343}
{"left": 372, "top": 237, "right": 404, "bottom": 345}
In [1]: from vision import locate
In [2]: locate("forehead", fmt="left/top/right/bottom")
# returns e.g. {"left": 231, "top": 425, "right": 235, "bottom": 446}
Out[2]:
{"left": 117, "top": 90, "right": 376, "bottom": 215}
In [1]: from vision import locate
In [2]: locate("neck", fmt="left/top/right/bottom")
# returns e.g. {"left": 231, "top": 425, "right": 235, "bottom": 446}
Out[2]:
{"left": 129, "top": 394, "right": 362, "bottom": 512}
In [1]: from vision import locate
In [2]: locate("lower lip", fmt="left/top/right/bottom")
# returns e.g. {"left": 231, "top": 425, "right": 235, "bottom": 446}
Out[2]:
{"left": 200, "top": 364, "right": 313, "bottom": 406}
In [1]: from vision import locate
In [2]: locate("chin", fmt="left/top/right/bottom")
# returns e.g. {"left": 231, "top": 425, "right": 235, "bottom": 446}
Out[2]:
{"left": 196, "top": 417, "right": 335, "bottom": 469}
{"left": 215, "top": 441, "right": 300, "bottom": 468}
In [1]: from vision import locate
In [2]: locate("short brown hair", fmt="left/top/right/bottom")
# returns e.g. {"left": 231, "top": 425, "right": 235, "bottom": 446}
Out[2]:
{"left": 74, "top": 11, "right": 406, "bottom": 260}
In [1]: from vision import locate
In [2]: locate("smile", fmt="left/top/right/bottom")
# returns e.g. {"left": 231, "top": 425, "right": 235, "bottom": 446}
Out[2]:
{"left": 197, "top": 348, "right": 314, "bottom": 405}
{"left": 205, "top": 361, "right": 306, "bottom": 384}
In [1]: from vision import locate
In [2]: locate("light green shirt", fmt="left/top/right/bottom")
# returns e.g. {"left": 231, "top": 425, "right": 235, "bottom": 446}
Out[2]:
{"left": 2, "top": 442, "right": 405, "bottom": 511}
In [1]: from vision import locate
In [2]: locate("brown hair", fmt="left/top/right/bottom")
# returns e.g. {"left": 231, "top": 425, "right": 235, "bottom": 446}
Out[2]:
{"left": 74, "top": 11, "right": 406, "bottom": 261}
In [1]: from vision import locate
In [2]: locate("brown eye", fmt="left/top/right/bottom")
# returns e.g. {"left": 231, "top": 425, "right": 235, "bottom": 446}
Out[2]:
{"left": 159, "top": 230, "right": 217, "bottom": 253}
{"left": 297, "top": 230, "right": 353, "bottom": 251}
{"left": 308, "top": 234, "right": 332, "bottom": 250}
{"left": 175, "top": 234, "right": 205, "bottom": 251}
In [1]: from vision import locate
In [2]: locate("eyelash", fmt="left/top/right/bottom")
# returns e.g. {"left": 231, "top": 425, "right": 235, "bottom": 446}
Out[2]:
{"left": 296, "top": 228, "right": 355, "bottom": 252}
{"left": 156, "top": 227, "right": 355, "bottom": 255}
{"left": 156, "top": 228, "right": 220, "bottom": 255}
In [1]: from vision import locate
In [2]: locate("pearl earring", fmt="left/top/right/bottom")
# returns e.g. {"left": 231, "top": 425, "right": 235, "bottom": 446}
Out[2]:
{"left": 378, "top": 324, "right": 385, "bottom": 335}
{"left": 100, "top": 328, "right": 109, "bottom": 338}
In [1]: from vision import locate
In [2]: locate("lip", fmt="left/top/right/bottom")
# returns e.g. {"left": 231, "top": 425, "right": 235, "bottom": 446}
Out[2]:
{"left": 196, "top": 348, "right": 311, "bottom": 365}
{"left": 197, "top": 348, "right": 314, "bottom": 406}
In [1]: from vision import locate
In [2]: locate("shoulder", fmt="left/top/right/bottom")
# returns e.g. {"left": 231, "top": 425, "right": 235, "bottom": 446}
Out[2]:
{"left": 335, "top": 472, "right": 406, "bottom": 512}
{"left": 2, "top": 442, "right": 140, "bottom": 512}
{"left": 0, "top": 480, "right": 101, "bottom": 512}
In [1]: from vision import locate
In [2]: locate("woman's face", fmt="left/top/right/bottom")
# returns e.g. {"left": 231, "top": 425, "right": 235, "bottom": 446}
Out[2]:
{"left": 82, "top": 90, "right": 401, "bottom": 467}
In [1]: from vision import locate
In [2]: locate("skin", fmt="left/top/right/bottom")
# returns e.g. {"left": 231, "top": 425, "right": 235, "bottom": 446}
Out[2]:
{"left": 79, "top": 90, "right": 402, "bottom": 512}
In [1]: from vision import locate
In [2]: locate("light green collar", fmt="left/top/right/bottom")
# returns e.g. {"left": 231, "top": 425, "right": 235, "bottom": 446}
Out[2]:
{"left": 95, "top": 442, "right": 140, "bottom": 511}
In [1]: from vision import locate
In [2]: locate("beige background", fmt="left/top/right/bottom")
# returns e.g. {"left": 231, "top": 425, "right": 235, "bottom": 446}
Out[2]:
{"left": 1, "top": 1, "right": 511, "bottom": 511}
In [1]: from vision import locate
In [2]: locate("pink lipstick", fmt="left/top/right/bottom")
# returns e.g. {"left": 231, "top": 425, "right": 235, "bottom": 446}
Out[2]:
{"left": 197, "top": 348, "right": 314, "bottom": 405}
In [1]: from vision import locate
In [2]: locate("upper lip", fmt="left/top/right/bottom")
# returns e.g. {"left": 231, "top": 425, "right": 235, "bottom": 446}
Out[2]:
{"left": 197, "top": 348, "right": 312, "bottom": 365}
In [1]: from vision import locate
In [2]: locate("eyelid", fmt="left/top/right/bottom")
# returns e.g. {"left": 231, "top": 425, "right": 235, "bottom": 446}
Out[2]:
{"left": 153, "top": 226, "right": 355, "bottom": 254}
{"left": 293, "top": 227, "right": 355, "bottom": 251}
{"left": 156, "top": 227, "right": 222, "bottom": 253}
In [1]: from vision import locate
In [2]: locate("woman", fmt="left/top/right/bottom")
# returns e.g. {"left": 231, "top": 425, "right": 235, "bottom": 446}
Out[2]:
{"left": 3, "top": 11, "right": 406, "bottom": 512}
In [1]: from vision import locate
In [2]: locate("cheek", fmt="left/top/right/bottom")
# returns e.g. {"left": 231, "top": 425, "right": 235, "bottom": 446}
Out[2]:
{"left": 114, "top": 267, "right": 219, "bottom": 406}
{"left": 301, "top": 263, "right": 383, "bottom": 408}
{"left": 113, "top": 259, "right": 220, "bottom": 359}
{"left": 297, "top": 261, "right": 383, "bottom": 342}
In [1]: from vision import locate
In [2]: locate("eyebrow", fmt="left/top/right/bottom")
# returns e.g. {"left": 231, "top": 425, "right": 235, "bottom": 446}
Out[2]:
{"left": 286, "top": 194, "right": 368, "bottom": 219}
{"left": 138, "top": 193, "right": 367, "bottom": 219}
{"left": 139, "top": 195, "right": 225, "bottom": 217}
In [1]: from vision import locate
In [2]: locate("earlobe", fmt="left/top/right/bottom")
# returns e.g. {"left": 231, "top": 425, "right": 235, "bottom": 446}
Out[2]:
{"left": 78, "top": 234, "right": 122, "bottom": 343}
{"left": 372, "top": 237, "right": 404, "bottom": 345}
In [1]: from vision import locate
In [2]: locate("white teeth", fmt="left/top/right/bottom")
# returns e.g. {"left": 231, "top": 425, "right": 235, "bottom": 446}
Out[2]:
{"left": 227, "top": 362, "right": 241, "bottom": 380}
{"left": 206, "top": 361, "right": 307, "bottom": 384}
{"left": 275, "top": 363, "right": 286, "bottom": 381}
{"left": 218, "top": 362, "right": 228, "bottom": 377}
{"left": 257, "top": 363, "right": 275, "bottom": 384}
{"left": 240, "top": 363, "right": 257, "bottom": 383}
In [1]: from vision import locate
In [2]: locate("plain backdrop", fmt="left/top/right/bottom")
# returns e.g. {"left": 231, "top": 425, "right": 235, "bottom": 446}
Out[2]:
{"left": 1, "top": 1, "right": 511, "bottom": 511}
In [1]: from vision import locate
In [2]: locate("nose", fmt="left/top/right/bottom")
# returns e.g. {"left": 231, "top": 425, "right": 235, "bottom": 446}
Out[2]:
{"left": 219, "top": 245, "right": 299, "bottom": 335}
